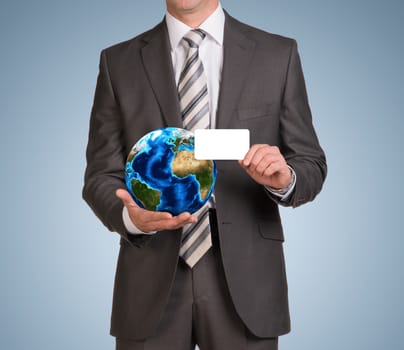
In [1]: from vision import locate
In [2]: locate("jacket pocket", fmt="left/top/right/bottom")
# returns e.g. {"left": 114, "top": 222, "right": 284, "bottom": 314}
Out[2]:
{"left": 258, "top": 220, "right": 284, "bottom": 242}
{"left": 237, "top": 104, "right": 275, "bottom": 121}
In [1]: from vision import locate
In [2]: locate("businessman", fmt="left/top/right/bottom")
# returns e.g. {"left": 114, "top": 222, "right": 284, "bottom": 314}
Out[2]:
{"left": 83, "top": 1, "right": 327, "bottom": 349}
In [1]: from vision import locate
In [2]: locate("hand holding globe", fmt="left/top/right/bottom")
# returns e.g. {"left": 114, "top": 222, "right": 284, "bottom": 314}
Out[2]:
{"left": 116, "top": 127, "right": 217, "bottom": 233}
{"left": 115, "top": 188, "right": 197, "bottom": 233}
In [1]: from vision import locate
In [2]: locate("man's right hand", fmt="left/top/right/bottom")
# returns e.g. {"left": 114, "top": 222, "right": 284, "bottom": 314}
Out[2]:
{"left": 116, "top": 189, "right": 197, "bottom": 233}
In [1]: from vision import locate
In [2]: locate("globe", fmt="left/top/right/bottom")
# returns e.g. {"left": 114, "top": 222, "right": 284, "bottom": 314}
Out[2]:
{"left": 125, "top": 127, "right": 217, "bottom": 216}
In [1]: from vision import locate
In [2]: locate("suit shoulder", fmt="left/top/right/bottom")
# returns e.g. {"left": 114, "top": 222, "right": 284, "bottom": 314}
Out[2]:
{"left": 229, "top": 15, "right": 296, "bottom": 49}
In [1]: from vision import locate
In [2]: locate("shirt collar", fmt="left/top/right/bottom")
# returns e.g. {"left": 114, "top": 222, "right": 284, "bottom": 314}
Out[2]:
{"left": 165, "top": 3, "right": 225, "bottom": 51}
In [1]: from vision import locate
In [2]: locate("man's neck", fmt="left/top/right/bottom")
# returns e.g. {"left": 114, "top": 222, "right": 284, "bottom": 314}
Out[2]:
{"left": 166, "top": 1, "right": 219, "bottom": 28}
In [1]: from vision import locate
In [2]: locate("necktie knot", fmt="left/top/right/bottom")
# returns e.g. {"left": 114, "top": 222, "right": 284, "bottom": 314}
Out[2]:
{"left": 183, "top": 29, "right": 206, "bottom": 49}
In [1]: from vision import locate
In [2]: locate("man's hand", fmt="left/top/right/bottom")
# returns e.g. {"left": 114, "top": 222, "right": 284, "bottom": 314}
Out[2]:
{"left": 239, "top": 144, "right": 292, "bottom": 189}
{"left": 116, "top": 189, "right": 197, "bottom": 233}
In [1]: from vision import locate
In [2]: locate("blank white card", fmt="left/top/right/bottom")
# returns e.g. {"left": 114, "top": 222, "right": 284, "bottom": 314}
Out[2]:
{"left": 194, "top": 129, "right": 250, "bottom": 160}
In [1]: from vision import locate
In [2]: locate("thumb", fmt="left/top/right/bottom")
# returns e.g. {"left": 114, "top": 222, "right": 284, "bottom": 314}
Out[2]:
{"left": 115, "top": 188, "right": 137, "bottom": 208}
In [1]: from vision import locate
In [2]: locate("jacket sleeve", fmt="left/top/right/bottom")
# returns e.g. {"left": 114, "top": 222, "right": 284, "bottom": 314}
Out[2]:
{"left": 82, "top": 49, "right": 151, "bottom": 247}
{"left": 270, "top": 40, "right": 327, "bottom": 207}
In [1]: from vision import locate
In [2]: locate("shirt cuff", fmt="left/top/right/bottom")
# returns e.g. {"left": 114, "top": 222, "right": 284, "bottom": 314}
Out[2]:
{"left": 122, "top": 206, "right": 156, "bottom": 235}
{"left": 264, "top": 166, "right": 296, "bottom": 201}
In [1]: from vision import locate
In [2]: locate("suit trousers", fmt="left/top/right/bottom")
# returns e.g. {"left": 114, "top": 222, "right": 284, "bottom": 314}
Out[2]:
{"left": 115, "top": 210, "right": 278, "bottom": 350}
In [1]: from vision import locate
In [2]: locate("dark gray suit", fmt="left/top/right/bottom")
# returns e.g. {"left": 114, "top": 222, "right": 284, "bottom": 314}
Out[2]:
{"left": 83, "top": 11, "right": 326, "bottom": 342}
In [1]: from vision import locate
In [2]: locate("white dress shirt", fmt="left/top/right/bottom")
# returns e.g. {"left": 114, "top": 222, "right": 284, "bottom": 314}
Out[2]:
{"left": 166, "top": 4, "right": 224, "bottom": 129}
{"left": 123, "top": 3, "right": 296, "bottom": 234}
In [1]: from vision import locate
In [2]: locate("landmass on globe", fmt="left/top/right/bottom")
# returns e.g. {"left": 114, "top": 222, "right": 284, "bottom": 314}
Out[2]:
{"left": 171, "top": 151, "right": 213, "bottom": 201}
{"left": 124, "top": 128, "right": 217, "bottom": 215}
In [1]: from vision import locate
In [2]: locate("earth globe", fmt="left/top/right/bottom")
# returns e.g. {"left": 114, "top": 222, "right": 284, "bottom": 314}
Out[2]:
{"left": 125, "top": 127, "right": 217, "bottom": 216}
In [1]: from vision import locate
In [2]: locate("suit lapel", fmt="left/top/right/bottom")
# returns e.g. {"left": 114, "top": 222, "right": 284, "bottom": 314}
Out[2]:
{"left": 140, "top": 15, "right": 255, "bottom": 130}
{"left": 216, "top": 13, "right": 256, "bottom": 129}
{"left": 141, "top": 21, "right": 182, "bottom": 128}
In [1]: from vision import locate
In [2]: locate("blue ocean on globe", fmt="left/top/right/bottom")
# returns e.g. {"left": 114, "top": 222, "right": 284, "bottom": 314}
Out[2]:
{"left": 125, "top": 127, "right": 217, "bottom": 216}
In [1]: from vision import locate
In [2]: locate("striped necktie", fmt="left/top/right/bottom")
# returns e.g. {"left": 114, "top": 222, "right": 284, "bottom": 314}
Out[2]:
{"left": 178, "top": 29, "right": 212, "bottom": 268}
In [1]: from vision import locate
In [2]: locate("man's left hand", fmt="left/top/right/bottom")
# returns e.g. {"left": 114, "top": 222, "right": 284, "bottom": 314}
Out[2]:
{"left": 239, "top": 144, "right": 292, "bottom": 189}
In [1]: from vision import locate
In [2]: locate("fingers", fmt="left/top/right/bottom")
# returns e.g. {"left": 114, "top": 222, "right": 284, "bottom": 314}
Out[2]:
{"left": 254, "top": 154, "right": 281, "bottom": 176}
{"left": 241, "top": 144, "right": 268, "bottom": 167}
{"left": 146, "top": 212, "right": 197, "bottom": 232}
{"left": 135, "top": 207, "right": 173, "bottom": 222}
{"left": 134, "top": 209, "right": 197, "bottom": 232}
{"left": 241, "top": 145, "right": 285, "bottom": 174}
{"left": 262, "top": 160, "right": 285, "bottom": 178}
{"left": 116, "top": 188, "right": 198, "bottom": 232}
{"left": 239, "top": 144, "right": 291, "bottom": 188}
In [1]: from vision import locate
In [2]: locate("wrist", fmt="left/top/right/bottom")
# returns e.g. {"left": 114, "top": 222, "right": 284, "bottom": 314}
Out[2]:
{"left": 266, "top": 166, "right": 296, "bottom": 194}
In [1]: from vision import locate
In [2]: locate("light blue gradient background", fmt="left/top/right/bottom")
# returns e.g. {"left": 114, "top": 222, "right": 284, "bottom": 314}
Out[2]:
{"left": 1, "top": 1, "right": 403, "bottom": 349}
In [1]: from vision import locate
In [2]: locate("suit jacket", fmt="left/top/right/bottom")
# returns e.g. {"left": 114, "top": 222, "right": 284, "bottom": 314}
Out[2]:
{"left": 83, "top": 11, "right": 326, "bottom": 340}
